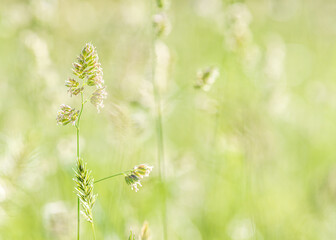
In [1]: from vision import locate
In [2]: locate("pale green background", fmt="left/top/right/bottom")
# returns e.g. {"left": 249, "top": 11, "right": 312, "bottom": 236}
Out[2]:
{"left": 1, "top": 0, "right": 336, "bottom": 239}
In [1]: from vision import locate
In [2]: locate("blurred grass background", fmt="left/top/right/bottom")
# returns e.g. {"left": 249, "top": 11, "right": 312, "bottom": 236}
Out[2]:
{"left": 1, "top": 0, "right": 336, "bottom": 239}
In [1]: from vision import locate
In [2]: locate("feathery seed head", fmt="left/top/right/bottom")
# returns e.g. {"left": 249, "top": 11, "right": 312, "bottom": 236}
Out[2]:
{"left": 56, "top": 104, "right": 79, "bottom": 126}
{"left": 72, "top": 43, "right": 104, "bottom": 88}
{"left": 124, "top": 164, "right": 153, "bottom": 192}
{"left": 195, "top": 67, "right": 220, "bottom": 91}
{"left": 74, "top": 158, "right": 97, "bottom": 223}
{"left": 153, "top": 13, "right": 171, "bottom": 37}
{"left": 90, "top": 87, "right": 107, "bottom": 112}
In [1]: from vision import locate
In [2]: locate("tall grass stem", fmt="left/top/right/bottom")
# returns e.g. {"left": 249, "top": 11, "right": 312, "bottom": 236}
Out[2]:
{"left": 76, "top": 92, "right": 85, "bottom": 240}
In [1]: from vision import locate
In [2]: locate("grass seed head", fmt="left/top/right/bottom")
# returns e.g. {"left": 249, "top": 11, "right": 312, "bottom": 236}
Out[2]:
{"left": 74, "top": 157, "right": 97, "bottom": 223}
{"left": 90, "top": 87, "right": 108, "bottom": 112}
{"left": 72, "top": 43, "right": 104, "bottom": 88}
{"left": 56, "top": 104, "right": 79, "bottom": 126}
{"left": 65, "top": 78, "right": 83, "bottom": 96}
{"left": 125, "top": 164, "right": 153, "bottom": 192}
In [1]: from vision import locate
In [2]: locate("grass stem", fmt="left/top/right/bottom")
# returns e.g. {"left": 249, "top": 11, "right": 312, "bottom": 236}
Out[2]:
{"left": 76, "top": 92, "right": 85, "bottom": 240}
{"left": 77, "top": 197, "right": 80, "bottom": 240}
{"left": 94, "top": 172, "right": 128, "bottom": 184}
{"left": 91, "top": 222, "right": 96, "bottom": 240}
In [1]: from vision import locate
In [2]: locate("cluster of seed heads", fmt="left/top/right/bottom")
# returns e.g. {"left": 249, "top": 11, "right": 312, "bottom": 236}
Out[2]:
{"left": 74, "top": 158, "right": 97, "bottom": 223}
{"left": 56, "top": 43, "right": 107, "bottom": 125}
{"left": 124, "top": 164, "right": 153, "bottom": 192}
{"left": 72, "top": 43, "right": 104, "bottom": 88}
{"left": 57, "top": 43, "right": 156, "bottom": 233}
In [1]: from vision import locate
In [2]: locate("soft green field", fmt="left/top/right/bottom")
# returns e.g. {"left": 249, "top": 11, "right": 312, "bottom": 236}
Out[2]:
{"left": 1, "top": 0, "right": 336, "bottom": 239}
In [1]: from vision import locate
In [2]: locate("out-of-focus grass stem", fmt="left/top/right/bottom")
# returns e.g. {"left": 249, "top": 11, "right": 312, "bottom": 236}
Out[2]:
{"left": 150, "top": 1, "right": 168, "bottom": 239}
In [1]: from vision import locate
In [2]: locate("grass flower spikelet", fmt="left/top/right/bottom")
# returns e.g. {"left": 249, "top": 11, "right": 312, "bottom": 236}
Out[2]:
{"left": 56, "top": 104, "right": 79, "bottom": 126}
{"left": 124, "top": 164, "right": 153, "bottom": 192}
{"left": 74, "top": 158, "right": 97, "bottom": 223}
{"left": 65, "top": 78, "right": 83, "bottom": 96}
{"left": 72, "top": 43, "right": 104, "bottom": 88}
{"left": 90, "top": 87, "right": 107, "bottom": 112}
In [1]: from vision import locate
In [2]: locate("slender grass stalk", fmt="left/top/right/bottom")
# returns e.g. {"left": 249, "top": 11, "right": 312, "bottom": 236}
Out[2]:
{"left": 153, "top": 83, "right": 168, "bottom": 240}
{"left": 91, "top": 222, "right": 96, "bottom": 240}
{"left": 75, "top": 92, "right": 84, "bottom": 240}
{"left": 77, "top": 198, "right": 80, "bottom": 240}
{"left": 153, "top": 84, "right": 165, "bottom": 182}
{"left": 94, "top": 172, "right": 127, "bottom": 184}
